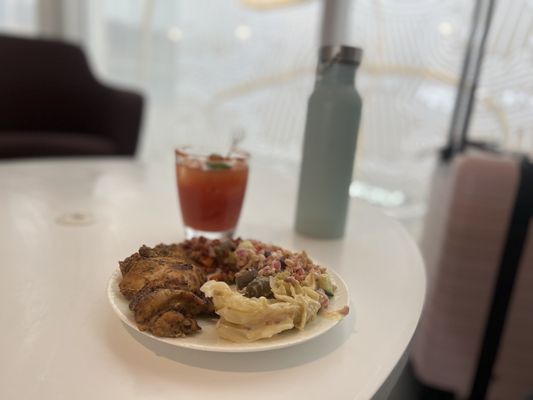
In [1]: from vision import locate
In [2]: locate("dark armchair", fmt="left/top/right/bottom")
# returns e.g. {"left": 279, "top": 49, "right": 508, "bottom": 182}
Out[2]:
{"left": 0, "top": 35, "right": 144, "bottom": 158}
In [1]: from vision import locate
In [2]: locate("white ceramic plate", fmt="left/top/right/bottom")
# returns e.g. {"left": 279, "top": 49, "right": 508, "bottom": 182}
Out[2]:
{"left": 107, "top": 268, "right": 350, "bottom": 353}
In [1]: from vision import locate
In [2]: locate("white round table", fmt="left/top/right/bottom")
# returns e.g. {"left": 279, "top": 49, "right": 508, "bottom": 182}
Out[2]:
{"left": 0, "top": 157, "right": 425, "bottom": 400}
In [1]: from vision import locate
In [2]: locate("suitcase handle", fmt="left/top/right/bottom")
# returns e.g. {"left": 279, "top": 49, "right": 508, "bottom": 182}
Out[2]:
{"left": 441, "top": 0, "right": 496, "bottom": 162}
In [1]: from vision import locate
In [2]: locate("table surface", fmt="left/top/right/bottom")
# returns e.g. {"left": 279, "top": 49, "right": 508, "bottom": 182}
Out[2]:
{"left": 0, "top": 157, "right": 425, "bottom": 400}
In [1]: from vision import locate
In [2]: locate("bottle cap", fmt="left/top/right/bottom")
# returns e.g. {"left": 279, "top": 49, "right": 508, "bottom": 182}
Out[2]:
{"left": 319, "top": 45, "right": 363, "bottom": 65}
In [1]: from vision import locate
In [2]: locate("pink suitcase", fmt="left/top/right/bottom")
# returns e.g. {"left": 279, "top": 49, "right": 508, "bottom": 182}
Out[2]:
{"left": 412, "top": 150, "right": 533, "bottom": 399}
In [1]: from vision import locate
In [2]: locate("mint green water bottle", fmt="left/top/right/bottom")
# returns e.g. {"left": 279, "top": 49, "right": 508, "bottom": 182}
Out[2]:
{"left": 295, "top": 45, "right": 363, "bottom": 239}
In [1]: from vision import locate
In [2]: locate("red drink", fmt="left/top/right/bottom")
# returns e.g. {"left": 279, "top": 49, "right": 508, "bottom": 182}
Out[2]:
{"left": 176, "top": 148, "right": 249, "bottom": 238}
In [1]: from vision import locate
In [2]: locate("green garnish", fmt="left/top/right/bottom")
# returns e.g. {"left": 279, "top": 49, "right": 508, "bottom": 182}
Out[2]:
{"left": 206, "top": 153, "right": 231, "bottom": 170}
{"left": 206, "top": 162, "right": 231, "bottom": 170}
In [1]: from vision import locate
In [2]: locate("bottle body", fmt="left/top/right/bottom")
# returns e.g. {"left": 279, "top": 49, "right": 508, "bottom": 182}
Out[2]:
{"left": 295, "top": 63, "right": 362, "bottom": 238}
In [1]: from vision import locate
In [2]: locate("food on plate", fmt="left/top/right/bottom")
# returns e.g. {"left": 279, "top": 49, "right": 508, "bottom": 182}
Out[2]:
{"left": 129, "top": 280, "right": 214, "bottom": 337}
{"left": 118, "top": 245, "right": 214, "bottom": 337}
{"left": 119, "top": 244, "right": 205, "bottom": 300}
{"left": 201, "top": 281, "right": 300, "bottom": 342}
{"left": 117, "top": 237, "right": 348, "bottom": 342}
{"left": 200, "top": 271, "right": 325, "bottom": 342}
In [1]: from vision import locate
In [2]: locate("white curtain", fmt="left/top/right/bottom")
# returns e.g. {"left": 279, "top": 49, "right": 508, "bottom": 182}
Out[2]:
{"left": 3, "top": 0, "right": 533, "bottom": 226}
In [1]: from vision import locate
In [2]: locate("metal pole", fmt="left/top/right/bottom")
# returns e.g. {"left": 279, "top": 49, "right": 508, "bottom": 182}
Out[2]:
{"left": 320, "top": 0, "right": 353, "bottom": 46}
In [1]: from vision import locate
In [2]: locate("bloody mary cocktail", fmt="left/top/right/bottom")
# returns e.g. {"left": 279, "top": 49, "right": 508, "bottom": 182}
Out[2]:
{"left": 176, "top": 147, "right": 249, "bottom": 239}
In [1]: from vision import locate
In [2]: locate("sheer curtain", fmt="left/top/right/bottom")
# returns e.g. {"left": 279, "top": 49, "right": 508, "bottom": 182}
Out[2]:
{"left": 76, "top": 0, "right": 472, "bottom": 226}
{"left": 3, "top": 0, "right": 532, "bottom": 232}
{"left": 0, "top": 0, "right": 37, "bottom": 34}
{"left": 78, "top": 0, "right": 320, "bottom": 164}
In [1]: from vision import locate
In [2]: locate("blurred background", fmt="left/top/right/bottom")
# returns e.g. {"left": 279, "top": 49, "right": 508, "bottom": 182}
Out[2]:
{"left": 2, "top": 1, "right": 533, "bottom": 398}
{"left": 5, "top": 0, "right": 533, "bottom": 237}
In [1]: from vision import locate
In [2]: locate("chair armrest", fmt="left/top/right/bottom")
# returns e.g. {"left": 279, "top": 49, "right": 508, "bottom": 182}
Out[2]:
{"left": 98, "top": 85, "right": 144, "bottom": 156}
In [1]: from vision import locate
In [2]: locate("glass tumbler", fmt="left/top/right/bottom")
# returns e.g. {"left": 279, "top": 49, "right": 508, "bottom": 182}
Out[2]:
{"left": 175, "top": 146, "right": 249, "bottom": 239}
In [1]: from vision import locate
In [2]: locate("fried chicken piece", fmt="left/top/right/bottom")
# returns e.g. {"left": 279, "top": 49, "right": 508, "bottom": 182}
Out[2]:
{"left": 131, "top": 288, "right": 213, "bottom": 337}
{"left": 119, "top": 252, "right": 142, "bottom": 276}
{"left": 128, "top": 276, "right": 200, "bottom": 311}
{"left": 119, "top": 244, "right": 190, "bottom": 276}
{"left": 132, "top": 288, "right": 213, "bottom": 326}
{"left": 117, "top": 243, "right": 215, "bottom": 338}
{"left": 119, "top": 258, "right": 206, "bottom": 300}
{"left": 149, "top": 311, "right": 201, "bottom": 337}
{"left": 138, "top": 243, "right": 189, "bottom": 259}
